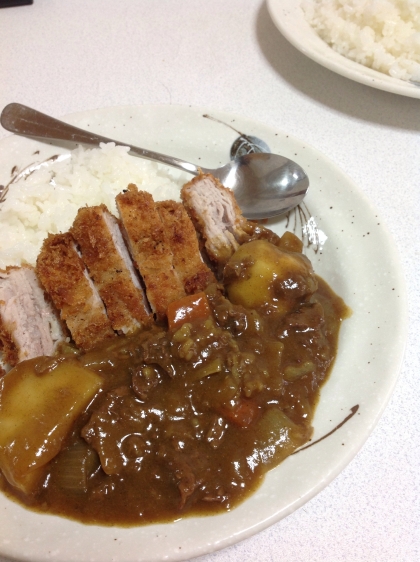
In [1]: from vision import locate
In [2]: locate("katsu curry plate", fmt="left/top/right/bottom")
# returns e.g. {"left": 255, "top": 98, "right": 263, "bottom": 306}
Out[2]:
{"left": 0, "top": 105, "right": 406, "bottom": 562}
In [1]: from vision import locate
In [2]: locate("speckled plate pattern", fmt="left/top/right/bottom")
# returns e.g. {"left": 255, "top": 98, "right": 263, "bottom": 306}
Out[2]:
{"left": 267, "top": 0, "right": 420, "bottom": 98}
{"left": 0, "top": 105, "right": 407, "bottom": 562}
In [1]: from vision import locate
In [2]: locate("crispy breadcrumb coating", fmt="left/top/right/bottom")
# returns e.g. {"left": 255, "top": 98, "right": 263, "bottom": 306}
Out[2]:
{"left": 156, "top": 200, "right": 216, "bottom": 294}
{"left": 116, "top": 185, "right": 185, "bottom": 321}
{"left": 36, "top": 233, "right": 115, "bottom": 351}
{"left": 72, "top": 205, "right": 151, "bottom": 335}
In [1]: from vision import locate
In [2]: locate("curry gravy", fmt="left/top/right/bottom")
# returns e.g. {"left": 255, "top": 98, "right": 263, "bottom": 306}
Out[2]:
{"left": 0, "top": 239, "right": 349, "bottom": 526}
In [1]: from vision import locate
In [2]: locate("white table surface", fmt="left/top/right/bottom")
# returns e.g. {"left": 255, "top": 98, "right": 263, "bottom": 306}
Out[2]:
{"left": 0, "top": 1, "right": 419, "bottom": 561}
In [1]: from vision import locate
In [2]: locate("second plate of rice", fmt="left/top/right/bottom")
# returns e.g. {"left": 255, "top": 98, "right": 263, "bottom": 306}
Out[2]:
{"left": 267, "top": 0, "right": 420, "bottom": 98}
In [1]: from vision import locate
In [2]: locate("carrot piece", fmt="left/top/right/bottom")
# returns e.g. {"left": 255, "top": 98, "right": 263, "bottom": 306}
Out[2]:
{"left": 167, "top": 292, "right": 211, "bottom": 330}
{"left": 221, "top": 399, "right": 259, "bottom": 428}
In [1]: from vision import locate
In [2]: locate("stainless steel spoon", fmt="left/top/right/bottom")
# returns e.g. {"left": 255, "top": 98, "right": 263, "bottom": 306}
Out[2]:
{"left": 0, "top": 103, "right": 309, "bottom": 220}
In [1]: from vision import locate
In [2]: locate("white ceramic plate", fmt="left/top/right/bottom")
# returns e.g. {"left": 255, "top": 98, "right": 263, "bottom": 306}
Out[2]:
{"left": 0, "top": 105, "right": 407, "bottom": 562}
{"left": 267, "top": 0, "right": 420, "bottom": 98}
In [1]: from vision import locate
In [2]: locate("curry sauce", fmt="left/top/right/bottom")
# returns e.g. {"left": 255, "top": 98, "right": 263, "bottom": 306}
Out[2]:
{"left": 0, "top": 236, "right": 349, "bottom": 525}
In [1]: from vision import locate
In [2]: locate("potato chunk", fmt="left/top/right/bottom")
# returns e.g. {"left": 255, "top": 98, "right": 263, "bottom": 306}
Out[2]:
{"left": 224, "top": 239, "right": 317, "bottom": 315}
{"left": 0, "top": 358, "right": 102, "bottom": 493}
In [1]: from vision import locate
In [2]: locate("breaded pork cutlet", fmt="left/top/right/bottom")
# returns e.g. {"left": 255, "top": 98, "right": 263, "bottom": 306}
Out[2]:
{"left": 181, "top": 173, "right": 250, "bottom": 267}
{"left": 72, "top": 205, "right": 151, "bottom": 335}
{"left": 116, "top": 185, "right": 185, "bottom": 321}
{"left": 156, "top": 200, "right": 216, "bottom": 294}
{"left": 0, "top": 265, "right": 65, "bottom": 371}
{"left": 36, "top": 233, "right": 115, "bottom": 351}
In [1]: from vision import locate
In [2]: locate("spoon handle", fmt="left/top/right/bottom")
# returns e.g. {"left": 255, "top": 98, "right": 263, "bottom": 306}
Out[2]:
{"left": 0, "top": 103, "right": 200, "bottom": 176}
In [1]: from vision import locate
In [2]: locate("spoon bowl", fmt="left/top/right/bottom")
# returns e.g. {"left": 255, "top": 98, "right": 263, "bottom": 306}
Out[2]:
{"left": 0, "top": 103, "right": 309, "bottom": 220}
{"left": 211, "top": 152, "right": 308, "bottom": 220}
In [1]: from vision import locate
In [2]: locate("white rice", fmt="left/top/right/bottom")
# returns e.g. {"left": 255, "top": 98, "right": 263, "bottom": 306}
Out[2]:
{"left": 0, "top": 143, "right": 189, "bottom": 270}
{"left": 302, "top": 0, "right": 420, "bottom": 82}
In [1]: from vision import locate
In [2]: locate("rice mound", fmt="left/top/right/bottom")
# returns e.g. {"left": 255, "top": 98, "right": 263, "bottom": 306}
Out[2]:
{"left": 0, "top": 143, "right": 188, "bottom": 269}
{"left": 302, "top": 0, "right": 420, "bottom": 82}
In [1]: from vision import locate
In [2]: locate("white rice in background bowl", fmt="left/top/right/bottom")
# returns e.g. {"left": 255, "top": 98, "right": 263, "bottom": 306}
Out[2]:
{"left": 301, "top": 0, "right": 420, "bottom": 82}
{"left": 0, "top": 143, "right": 188, "bottom": 270}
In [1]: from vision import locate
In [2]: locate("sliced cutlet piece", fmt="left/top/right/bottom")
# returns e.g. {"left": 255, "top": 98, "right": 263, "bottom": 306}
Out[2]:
{"left": 116, "top": 185, "right": 185, "bottom": 321}
{"left": 156, "top": 200, "right": 217, "bottom": 294}
{"left": 71, "top": 205, "right": 151, "bottom": 335}
{"left": 181, "top": 173, "right": 250, "bottom": 267}
{"left": 36, "top": 233, "right": 115, "bottom": 351}
{"left": 0, "top": 265, "right": 65, "bottom": 370}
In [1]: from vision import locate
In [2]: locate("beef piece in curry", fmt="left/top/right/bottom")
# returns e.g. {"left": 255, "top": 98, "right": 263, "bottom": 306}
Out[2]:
{"left": 0, "top": 234, "right": 348, "bottom": 526}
